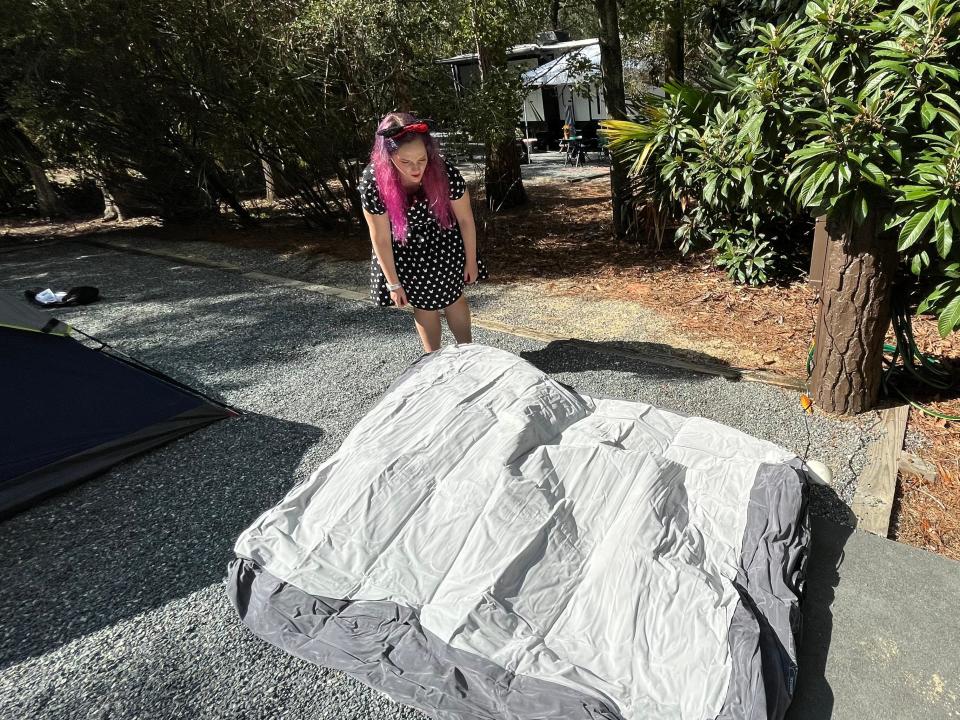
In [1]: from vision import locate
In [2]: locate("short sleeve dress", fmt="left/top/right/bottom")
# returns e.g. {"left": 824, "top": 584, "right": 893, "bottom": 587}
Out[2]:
{"left": 359, "top": 157, "right": 489, "bottom": 310}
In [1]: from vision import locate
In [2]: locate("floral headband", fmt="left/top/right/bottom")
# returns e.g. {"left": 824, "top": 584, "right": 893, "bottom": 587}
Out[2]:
{"left": 377, "top": 118, "right": 434, "bottom": 140}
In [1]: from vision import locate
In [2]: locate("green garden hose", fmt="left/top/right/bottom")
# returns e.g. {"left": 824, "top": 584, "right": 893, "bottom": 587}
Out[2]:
{"left": 881, "top": 294, "right": 960, "bottom": 421}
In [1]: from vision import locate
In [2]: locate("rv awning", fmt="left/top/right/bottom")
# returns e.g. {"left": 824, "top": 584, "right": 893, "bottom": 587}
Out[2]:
{"left": 522, "top": 43, "right": 647, "bottom": 87}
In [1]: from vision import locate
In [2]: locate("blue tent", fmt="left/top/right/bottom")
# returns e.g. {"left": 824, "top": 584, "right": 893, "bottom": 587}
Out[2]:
{"left": 0, "top": 294, "right": 234, "bottom": 518}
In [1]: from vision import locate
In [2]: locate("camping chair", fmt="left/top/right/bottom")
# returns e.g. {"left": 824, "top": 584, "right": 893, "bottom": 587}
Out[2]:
{"left": 565, "top": 137, "right": 586, "bottom": 167}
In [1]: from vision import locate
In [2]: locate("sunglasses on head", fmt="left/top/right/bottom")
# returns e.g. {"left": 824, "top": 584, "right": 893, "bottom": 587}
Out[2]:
{"left": 377, "top": 118, "right": 434, "bottom": 140}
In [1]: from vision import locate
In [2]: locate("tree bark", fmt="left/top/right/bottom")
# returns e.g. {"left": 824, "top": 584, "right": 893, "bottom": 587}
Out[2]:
{"left": 24, "top": 160, "right": 65, "bottom": 217}
{"left": 472, "top": 4, "right": 526, "bottom": 212}
{"left": 549, "top": 0, "right": 562, "bottom": 30}
{"left": 810, "top": 211, "right": 899, "bottom": 415}
{"left": 394, "top": 68, "right": 414, "bottom": 111}
{"left": 594, "top": 0, "right": 630, "bottom": 240}
{"left": 262, "top": 156, "right": 276, "bottom": 203}
{"left": 2, "top": 119, "right": 66, "bottom": 217}
{"left": 203, "top": 162, "right": 253, "bottom": 224}
{"left": 485, "top": 137, "right": 526, "bottom": 211}
{"left": 97, "top": 177, "right": 123, "bottom": 221}
{"left": 663, "top": 0, "right": 685, "bottom": 83}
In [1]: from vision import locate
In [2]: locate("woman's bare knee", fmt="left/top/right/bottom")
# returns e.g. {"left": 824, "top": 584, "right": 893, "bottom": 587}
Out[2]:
{"left": 444, "top": 295, "right": 472, "bottom": 344}
{"left": 414, "top": 308, "right": 443, "bottom": 352}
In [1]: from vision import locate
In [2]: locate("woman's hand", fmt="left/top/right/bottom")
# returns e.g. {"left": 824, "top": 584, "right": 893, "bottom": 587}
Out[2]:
{"left": 390, "top": 287, "right": 409, "bottom": 308}
{"left": 464, "top": 259, "right": 479, "bottom": 285}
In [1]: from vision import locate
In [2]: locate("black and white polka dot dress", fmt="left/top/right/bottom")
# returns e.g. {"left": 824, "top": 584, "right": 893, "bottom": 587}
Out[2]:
{"left": 359, "top": 157, "right": 489, "bottom": 310}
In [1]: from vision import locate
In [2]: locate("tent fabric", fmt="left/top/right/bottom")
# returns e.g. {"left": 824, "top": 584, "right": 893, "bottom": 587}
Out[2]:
{"left": 228, "top": 344, "right": 810, "bottom": 720}
{"left": 0, "top": 295, "right": 232, "bottom": 518}
{"left": 0, "top": 293, "right": 70, "bottom": 335}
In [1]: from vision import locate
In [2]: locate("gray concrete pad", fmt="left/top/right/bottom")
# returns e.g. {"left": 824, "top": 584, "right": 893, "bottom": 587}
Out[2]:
{"left": 789, "top": 517, "right": 960, "bottom": 720}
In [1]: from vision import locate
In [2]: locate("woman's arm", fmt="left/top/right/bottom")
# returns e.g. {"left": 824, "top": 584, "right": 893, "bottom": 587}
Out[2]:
{"left": 451, "top": 190, "right": 479, "bottom": 282}
{"left": 364, "top": 209, "right": 408, "bottom": 307}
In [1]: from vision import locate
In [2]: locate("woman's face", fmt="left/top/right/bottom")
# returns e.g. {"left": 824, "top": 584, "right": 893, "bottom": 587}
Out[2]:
{"left": 391, "top": 139, "right": 428, "bottom": 184}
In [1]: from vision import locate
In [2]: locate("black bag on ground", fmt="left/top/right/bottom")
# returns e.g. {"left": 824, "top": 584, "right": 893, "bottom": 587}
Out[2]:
{"left": 24, "top": 286, "right": 100, "bottom": 307}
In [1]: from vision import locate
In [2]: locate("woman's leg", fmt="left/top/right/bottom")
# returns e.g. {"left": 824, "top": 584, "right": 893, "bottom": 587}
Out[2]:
{"left": 443, "top": 295, "right": 472, "bottom": 344}
{"left": 413, "top": 308, "right": 443, "bottom": 352}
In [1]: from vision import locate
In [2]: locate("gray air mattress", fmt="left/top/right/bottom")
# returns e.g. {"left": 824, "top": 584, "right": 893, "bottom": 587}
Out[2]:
{"left": 227, "top": 343, "right": 810, "bottom": 720}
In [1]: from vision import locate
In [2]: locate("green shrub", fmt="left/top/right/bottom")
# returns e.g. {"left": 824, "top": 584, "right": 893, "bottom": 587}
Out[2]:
{"left": 605, "top": 0, "right": 960, "bottom": 335}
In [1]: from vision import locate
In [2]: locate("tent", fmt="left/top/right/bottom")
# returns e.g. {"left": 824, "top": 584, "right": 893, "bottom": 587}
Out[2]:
{"left": 0, "top": 293, "right": 235, "bottom": 518}
{"left": 228, "top": 344, "right": 810, "bottom": 720}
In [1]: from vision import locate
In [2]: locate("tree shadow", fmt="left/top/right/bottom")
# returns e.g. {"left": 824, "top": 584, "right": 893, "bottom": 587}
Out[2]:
{"left": 786, "top": 511, "right": 856, "bottom": 720}
{"left": 0, "top": 412, "right": 326, "bottom": 671}
{"left": 1, "top": 241, "right": 861, "bottom": 716}
{"left": 448, "top": 170, "right": 700, "bottom": 285}
{"left": 519, "top": 338, "right": 739, "bottom": 381}
{"left": 0, "top": 244, "right": 420, "bottom": 671}
{"left": 2, "top": 244, "right": 409, "bottom": 402}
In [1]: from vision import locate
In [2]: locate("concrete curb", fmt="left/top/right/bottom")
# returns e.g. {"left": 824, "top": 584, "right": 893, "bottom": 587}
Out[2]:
{"left": 81, "top": 237, "right": 810, "bottom": 394}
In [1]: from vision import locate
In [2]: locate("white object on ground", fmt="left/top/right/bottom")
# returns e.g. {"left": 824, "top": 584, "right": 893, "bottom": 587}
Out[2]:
{"left": 805, "top": 459, "right": 834, "bottom": 486}
{"left": 35, "top": 289, "right": 67, "bottom": 305}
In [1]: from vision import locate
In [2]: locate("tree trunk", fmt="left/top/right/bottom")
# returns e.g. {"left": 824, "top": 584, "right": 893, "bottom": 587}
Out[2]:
{"left": 594, "top": 0, "right": 630, "bottom": 240}
{"left": 472, "top": 5, "right": 526, "bottom": 212}
{"left": 203, "top": 162, "right": 253, "bottom": 224}
{"left": 663, "top": 0, "right": 685, "bottom": 83}
{"left": 549, "top": 0, "right": 562, "bottom": 30}
{"left": 3, "top": 120, "right": 65, "bottom": 217}
{"left": 392, "top": 1, "right": 415, "bottom": 109}
{"left": 485, "top": 137, "right": 526, "bottom": 211}
{"left": 262, "top": 156, "right": 276, "bottom": 203}
{"left": 394, "top": 68, "right": 414, "bottom": 111}
{"left": 810, "top": 211, "right": 899, "bottom": 415}
{"left": 97, "top": 177, "right": 123, "bottom": 221}
{"left": 24, "top": 160, "right": 65, "bottom": 217}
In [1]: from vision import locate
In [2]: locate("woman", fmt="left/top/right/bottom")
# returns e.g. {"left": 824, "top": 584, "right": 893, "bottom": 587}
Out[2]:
{"left": 359, "top": 112, "right": 487, "bottom": 352}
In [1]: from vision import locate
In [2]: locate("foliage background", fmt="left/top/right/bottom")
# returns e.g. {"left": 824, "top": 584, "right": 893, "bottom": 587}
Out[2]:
{"left": 605, "top": 0, "right": 960, "bottom": 336}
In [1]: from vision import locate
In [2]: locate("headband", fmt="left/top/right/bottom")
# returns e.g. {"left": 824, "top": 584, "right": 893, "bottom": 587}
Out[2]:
{"left": 377, "top": 119, "right": 434, "bottom": 140}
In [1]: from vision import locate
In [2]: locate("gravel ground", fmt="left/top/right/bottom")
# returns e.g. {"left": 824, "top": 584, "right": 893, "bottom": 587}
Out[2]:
{"left": 83, "top": 233, "right": 742, "bottom": 367}
{"left": 0, "top": 244, "right": 871, "bottom": 719}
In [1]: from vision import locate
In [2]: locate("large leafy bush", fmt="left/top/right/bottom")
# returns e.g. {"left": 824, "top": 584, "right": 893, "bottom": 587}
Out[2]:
{"left": 606, "top": 0, "right": 960, "bottom": 336}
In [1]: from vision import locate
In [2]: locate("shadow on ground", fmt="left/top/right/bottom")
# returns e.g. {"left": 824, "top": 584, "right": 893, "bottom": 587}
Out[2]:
{"left": 1, "top": 245, "right": 407, "bottom": 400}
{"left": 0, "top": 242, "right": 869, "bottom": 718}
{"left": 0, "top": 412, "right": 324, "bottom": 671}
{"left": 787, "top": 514, "right": 856, "bottom": 720}
{"left": 520, "top": 338, "right": 737, "bottom": 379}
{"left": 0, "top": 247, "right": 411, "bottom": 671}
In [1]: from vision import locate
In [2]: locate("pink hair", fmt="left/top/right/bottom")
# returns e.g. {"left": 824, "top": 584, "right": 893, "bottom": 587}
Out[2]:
{"left": 370, "top": 112, "right": 455, "bottom": 244}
